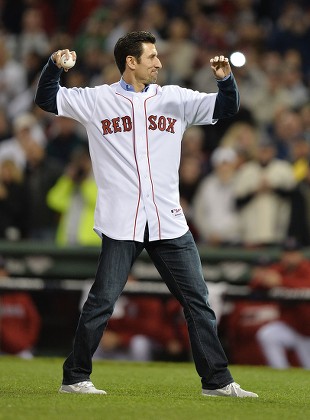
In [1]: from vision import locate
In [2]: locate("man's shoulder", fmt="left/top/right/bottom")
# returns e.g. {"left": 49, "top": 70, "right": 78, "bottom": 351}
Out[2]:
{"left": 158, "top": 84, "right": 190, "bottom": 102}
{"left": 161, "top": 84, "right": 184, "bottom": 93}
{"left": 95, "top": 82, "right": 118, "bottom": 91}
{"left": 64, "top": 83, "right": 116, "bottom": 94}
{"left": 161, "top": 84, "right": 204, "bottom": 99}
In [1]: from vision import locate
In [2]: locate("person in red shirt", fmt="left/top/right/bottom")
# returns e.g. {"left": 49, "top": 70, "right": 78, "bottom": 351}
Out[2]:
{"left": 0, "top": 256, "right": 41, "bottom": 358}
{"left": 94, "top": 294, "right": 169, "bottom": 361}
{"left": 92, "top": 276, "right": 190, "bottom": 361}
{"left": 251, "top": 238, "right": 310, "bottom": 368}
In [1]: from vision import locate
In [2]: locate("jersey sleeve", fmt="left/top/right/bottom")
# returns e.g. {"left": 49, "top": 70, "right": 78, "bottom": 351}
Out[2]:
{"left": 213, "top": 73, "right": 240, "bottom": 119}
{"left": 56, "top": 86, "right": 97, "bottom": 125}
{"left": 178, "top": 87, "right": 218, "bottom": 127}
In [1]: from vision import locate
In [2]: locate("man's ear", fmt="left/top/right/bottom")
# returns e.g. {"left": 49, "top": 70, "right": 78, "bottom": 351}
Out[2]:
{"left": 126, "top": 55, "right": 137, "bottom": 70}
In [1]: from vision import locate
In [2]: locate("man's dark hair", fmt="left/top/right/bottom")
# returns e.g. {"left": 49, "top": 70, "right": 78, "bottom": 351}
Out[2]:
{"left": 114, "top": 31, "right": 156, "bottom": 74}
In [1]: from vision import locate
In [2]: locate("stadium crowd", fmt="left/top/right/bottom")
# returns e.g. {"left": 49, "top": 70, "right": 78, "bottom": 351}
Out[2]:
{"left": 0, "top": 0, "right": 309, "bottom": 247}
{"left": 1, "top": 0, "right": 310, "bottom": 366}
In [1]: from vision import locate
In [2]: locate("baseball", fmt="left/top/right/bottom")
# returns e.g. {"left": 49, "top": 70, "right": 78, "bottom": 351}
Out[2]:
{"left": 60, "top": 54, "right": 76, "bottom": 69}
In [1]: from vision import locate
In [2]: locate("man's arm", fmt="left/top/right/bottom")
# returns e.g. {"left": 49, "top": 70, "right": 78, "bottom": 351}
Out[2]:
{"left": 34, "top": 56, "right": 62, "bottom": 114}
{"left": 34, "top": 49, "right": 76, "bottom": 114}
{"left": 213, "top": 73, "right": 240, "bottom": 119}
{"left": 209, "top": 55, "right": 240, "bottom": 119}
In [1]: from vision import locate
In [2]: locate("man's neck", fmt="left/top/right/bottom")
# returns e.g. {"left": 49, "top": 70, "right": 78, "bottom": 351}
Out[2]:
{"left": 120, "top": 77, "right": 149, "bottom": 93}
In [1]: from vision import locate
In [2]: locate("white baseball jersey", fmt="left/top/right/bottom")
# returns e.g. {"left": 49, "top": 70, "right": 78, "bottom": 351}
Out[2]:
{"left": 56, "top": 81, "right": 217, "bottom": 242}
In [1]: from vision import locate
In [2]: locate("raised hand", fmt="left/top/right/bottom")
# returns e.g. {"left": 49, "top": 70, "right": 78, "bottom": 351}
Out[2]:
{"left": 52, "top": 49, "right": 77, "bottom": 72}
{"left": 210, "top": 55, "right": 231, "bottom": 80}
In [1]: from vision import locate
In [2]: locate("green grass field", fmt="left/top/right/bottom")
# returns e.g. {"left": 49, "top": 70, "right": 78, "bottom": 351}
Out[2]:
{"left": 0, "top": 357, "right": 308, "bottom": 420}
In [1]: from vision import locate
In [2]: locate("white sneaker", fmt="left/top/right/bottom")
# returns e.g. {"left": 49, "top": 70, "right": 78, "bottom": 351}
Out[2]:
{"left": 59, "top": 381, "right": 107, "bottom": 394}
{"left": 202, "top": 382, "right": 258, "bottom": 398}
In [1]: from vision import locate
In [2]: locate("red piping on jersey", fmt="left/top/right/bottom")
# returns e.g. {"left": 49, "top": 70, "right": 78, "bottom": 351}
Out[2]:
{"left": 144, "top": 86, "right": 161, "bottom": 240}
{"left": 116, "top": 92, "right": 141, "bottom": 240}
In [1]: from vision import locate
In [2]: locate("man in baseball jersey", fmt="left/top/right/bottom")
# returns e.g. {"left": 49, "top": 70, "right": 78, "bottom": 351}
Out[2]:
{"left": 35, "top": 31, "right": 258, "bottom": 397}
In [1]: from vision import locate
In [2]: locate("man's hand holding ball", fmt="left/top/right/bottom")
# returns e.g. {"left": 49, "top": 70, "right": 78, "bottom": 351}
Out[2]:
{"left": 53, "top": 49, "right": 76, "bottom": 71}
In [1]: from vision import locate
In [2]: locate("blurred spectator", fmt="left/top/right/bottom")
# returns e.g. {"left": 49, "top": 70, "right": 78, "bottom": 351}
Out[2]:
{"left": 251, "top": 238, "right": 310, "bottom": 368}
{"left": 16, "top": 7, "right": 50, "bottom": 60}
{"left": 62, "top": 66, "right": 89, "bottom": 89}
{"left": 0, "top": 108, "right": 12, "bottom": 143}
{"left": 68, "top": 0, "right": 103, "bottom": 36}
{"left": 32, "top": 102, "right": 55, "bottom": 143}
{"left": 189, "top": 5, "right": 230, "bottom": 51}
{"left": 7, "top": 73, "right": 42, "bottom": 120}
{"left": 94, "top": 293, "right": 167, "bottom": 361}
{"left": 269, "top": 108, "right": 305, "bottom": 161}
{"left": 83, "top": 45, "right": 109, "bottom": 84}
{"left": 72, "top": 8, "right": 111, "bottom": 57}
{"left": 181, "top": 125, "right": 206, "bottom": 161}
{"left": 249, "top": 53, "right": 293, "bottom": 128}
{"left": 0, "top": 255, "right": 41, "bottom": 358}
{"left": 0, "top": 35, "right": 27, "bottom": 114}
{"left": 287, "top": 164, "right": 310, "bottom": 246}
{"left": 233, "top": 137, "right": 296, "bottom": 246}
{"left": 46, "top": 117, "right": 86, "bottom": 166}
{"left": 103, "top": 14, "right": 136, "bottom": 55}
{"left": 267, "top": 2, "right": 310, "bottom": 80}
{"left": 164, "top": 297, "right": 190, "bottom": 361}
{"left": 191, "top": 47, "right": 220, "bottom": 94}
{"left": 193, "top": 147, "right": 240, "bottom": 245}
{"left": 179, "top": 155, "right": 203, "bottom": 239}
{"left": 6, "top": 47, "right": 46, "bottom": 119}
{"left": 221, "top": 253, "right": 280, "bottom": 366}
{"left": 0, "top": 159, "right": 27, "bottom": 240}
{"left": 91, "top": 276, "right": 189, "bottom": 361}
{"left": 283, "top": 63, "right": 309, "bottom": 110}
{"left": 220, "top": 121, "right": 259, "bottom": 160}
{"left": 23, "top": 138, "right": 63, "bottom": 241}
{"left": 178, "top": 126, "right": 207, "bottom": 235}
{"left": 230, "top": 49, "right": 267, "bottom": 115}
{"left": 0, "top": 112, "right": 46, "bottom": 171}
{"left": 46, "top": 147, "right": 100, "bottom": 246}
{"left": 233, "top": 15, "right": 265, "bottom": 56}
{"left": 25, "top": 0, "right": 57, "bottom": 36}
{"left": 163, "top": 17, "right": 197, "bottom": 85}
{"left": 89, "top": 61, "right": 120, "bottom": 89}
{"left": 1, "top": 0, "right": 56, "bottom": 36}
{"left": 300, "top": 102, "right": 310, "bottom": 143}
{"left": 48, "top": 31, "right": 75, "bottom": 60}
{"left": 0, "top": 5, "right": 310, "bottom": 246}
{"left": 222, "top": 298, "right": 280, "bottom": 366}
{"left": 289, "top": 137, "right": 310, "bottom": 182}
{"left": 138, "top": 1, "right": 169, "bottom": 40}
{"left": 1, "top": 0, "right": 27, "bottom": 34}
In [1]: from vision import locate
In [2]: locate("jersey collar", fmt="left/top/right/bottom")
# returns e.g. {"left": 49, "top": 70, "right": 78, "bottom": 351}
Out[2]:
{"left": 119, "top": 78, "right": 150, "bottom": 93}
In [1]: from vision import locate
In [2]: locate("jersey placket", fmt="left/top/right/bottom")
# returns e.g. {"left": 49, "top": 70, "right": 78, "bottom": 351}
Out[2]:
{"left": 133, "top": 94, "right": 159, "bottom": 239}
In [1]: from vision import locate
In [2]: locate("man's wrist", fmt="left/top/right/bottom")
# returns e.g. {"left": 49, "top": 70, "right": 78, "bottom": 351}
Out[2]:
{"left": 51, "top": 52, "right": 58, "bottom": 64}
{"left": 49, "top": 54, "right": 63, "bottom": 72}
{"left": 216, "top": 73, "right": 231, "bottom": 82}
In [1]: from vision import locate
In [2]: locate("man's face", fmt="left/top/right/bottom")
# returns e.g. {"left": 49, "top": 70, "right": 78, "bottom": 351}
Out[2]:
{"left": 134, "top": 42, "right": 162, "bottom": 85}
{"left": 281, "top": 250, "right": 303, "bottom": 268}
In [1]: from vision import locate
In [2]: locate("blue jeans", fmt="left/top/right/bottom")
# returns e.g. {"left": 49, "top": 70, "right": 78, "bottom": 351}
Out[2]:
{"left": 62, "top": 229, "right": 233, "bottom": 389}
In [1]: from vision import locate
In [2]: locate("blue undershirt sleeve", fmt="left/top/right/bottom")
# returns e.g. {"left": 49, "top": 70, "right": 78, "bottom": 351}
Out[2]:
{"left": 34, "top": 56, "right": 63, "bottom": 114}
{"left": 212, "top": 72, "right": 240, "bottom": 120}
